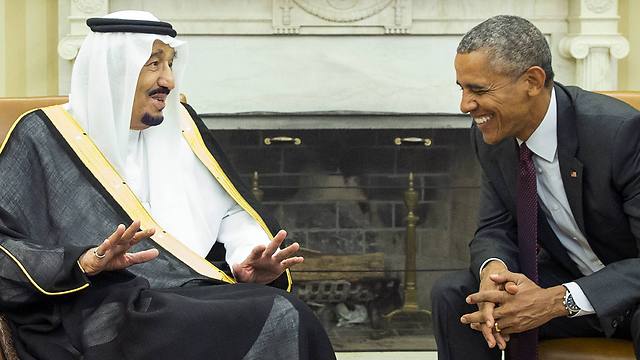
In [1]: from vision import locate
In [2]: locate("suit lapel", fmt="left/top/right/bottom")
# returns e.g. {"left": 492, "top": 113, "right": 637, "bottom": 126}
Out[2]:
{"left": 555, "top": 84, "right": 586, "bottom": 235}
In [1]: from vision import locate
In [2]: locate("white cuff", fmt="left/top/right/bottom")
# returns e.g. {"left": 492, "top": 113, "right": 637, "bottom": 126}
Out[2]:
{"left": 479, "top": 258, "right": 507, "bottom": 277}
{"left": 217, "top": 207, "right": 271, "bottom": 269}
{"left": 563, "top": 281, "right": 596, "bottom": 317}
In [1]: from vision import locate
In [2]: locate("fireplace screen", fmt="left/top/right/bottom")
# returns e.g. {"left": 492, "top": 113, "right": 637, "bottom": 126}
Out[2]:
{"left": 213, "top": 127, "right": 481, "bottom": 351}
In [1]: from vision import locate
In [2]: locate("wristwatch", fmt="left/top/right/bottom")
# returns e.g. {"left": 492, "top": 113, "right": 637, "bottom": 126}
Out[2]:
{"left": 563, "top": 286, "right": 581, "bottom": 318}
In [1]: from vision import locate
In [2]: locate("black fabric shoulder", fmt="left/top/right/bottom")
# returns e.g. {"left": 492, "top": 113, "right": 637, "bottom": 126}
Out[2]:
{"left": 3, "top": 109, "right": 132, "bottom": 234}
{"left": 25, "top": 110, "right": 132, "bottom": 223}
{"left": 557, "top": 83, "right": 639, "bottom": 124}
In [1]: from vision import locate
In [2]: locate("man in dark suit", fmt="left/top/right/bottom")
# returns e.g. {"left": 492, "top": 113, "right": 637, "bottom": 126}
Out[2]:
{"left": 431, "top": 15, "right": 640, "bottom": 359}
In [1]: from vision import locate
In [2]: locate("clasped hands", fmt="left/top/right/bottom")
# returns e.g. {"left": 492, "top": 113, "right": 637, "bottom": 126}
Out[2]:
{"left": 79, "top": 220, "right": 303, "bottom": 284}
{"left": 459, "top": 261, "right": 566, "bottom": 350}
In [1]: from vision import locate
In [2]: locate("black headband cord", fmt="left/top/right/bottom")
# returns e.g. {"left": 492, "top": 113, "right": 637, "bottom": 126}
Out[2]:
{"left": 86, "top": 18, "right": 177, "bottom": 37}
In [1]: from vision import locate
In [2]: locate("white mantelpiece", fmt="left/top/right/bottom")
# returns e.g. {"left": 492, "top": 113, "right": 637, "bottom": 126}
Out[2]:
{"left": 57, "top": 0, "right": 630, "bottom": 126}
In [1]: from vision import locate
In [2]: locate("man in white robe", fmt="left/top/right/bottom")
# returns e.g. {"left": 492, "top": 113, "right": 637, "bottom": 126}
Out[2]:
{"left": 0, "top": 10, "right": 335, "bottom": 360}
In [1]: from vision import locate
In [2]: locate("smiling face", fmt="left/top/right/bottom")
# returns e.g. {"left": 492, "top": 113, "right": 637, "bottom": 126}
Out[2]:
{"left": 455, "top": 50, "right": 543, "bottom": 145}
{"left": 130, "top": 40, "right": 176, "bottom": 130}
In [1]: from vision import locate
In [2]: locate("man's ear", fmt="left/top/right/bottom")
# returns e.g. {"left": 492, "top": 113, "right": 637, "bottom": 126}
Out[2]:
{"left": 523, "top": 66, "right": 546, "bottom": 96}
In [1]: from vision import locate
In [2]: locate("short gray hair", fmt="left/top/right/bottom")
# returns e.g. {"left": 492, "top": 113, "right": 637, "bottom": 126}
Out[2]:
{"left": 457, "top": 15, "right": 554, "bottom": 87}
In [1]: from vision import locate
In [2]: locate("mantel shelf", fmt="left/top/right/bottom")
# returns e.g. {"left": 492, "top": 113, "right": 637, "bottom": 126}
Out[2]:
{"left": 201, "top": 112, "right": 470, "bottom": 130}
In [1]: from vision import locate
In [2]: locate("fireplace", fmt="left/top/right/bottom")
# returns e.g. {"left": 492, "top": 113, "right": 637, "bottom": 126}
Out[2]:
{"left": 210, "top": 120, "right": 482, "bottom": 351}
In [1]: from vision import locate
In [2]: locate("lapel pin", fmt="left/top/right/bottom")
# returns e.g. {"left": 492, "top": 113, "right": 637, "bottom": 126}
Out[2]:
{"left": 570, "top": 170, "right": 578, "bottom": 178}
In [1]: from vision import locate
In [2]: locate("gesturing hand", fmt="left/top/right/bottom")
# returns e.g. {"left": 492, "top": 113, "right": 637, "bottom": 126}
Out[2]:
{"left": 79, "top": 220, "right": 158, "bottom": 276}
{"left": 232, "top": 230, "right": 304, "bottom": 284}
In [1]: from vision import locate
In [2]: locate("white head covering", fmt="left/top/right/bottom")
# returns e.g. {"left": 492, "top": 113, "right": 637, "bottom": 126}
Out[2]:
{"left": 68, "top": 11, "right": 236, "bottom": 257}
{"left": 70, "top": 10, "right": 186, "bottom": 171}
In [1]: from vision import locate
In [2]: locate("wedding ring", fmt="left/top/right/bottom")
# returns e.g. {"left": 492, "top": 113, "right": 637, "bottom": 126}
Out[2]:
{"left": 93, "top": 247, "right": 106, "bottom": 259}
{"left": 494, "top": 322, "right": 501, "bottom": 333}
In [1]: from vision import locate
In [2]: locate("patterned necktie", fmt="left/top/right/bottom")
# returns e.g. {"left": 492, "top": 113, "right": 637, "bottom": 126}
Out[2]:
{"left": 515, "top": 142, "right": 538, "bottom": 360}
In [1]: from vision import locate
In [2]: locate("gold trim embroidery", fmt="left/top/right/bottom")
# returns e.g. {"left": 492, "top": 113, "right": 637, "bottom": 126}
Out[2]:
{"left": 178, "top": 106, "right": 293, "bottom": 292}
{"left": 0, "top": 245, "right": 90, "bottom": 295}
{"left": 41, "top": 105, "right": 234, "bottom": 284}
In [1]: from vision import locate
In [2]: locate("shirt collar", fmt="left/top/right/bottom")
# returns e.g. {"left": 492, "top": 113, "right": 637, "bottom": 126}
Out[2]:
{"left": 517, "top": 87, "right": 557, "bottom": 163}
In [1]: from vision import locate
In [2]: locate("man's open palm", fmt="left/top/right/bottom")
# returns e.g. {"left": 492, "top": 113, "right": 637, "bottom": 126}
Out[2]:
{"left": 79, "top": 220, "right": 158, "bottom": 276}
{"left": 232, "top": 230, "right": 304, "bottom": 284}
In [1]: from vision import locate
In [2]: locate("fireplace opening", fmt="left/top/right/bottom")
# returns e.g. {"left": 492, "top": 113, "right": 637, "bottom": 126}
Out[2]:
{"left": 213, "top": 127, "right": 481, "bottom": 351}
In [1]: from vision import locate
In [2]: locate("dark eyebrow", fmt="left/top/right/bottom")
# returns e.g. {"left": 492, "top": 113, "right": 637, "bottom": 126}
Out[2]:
{"left": 149, "top": 49, "right": 164, "bottom": 58}
{"left": 456, "top": 80, "right": 489, "bottom": 91}
{"left": 148, "top": 48, "right": 176, "bottom": 61}
{"left": 468, "top": 84, "right": 489, "bottom": 91}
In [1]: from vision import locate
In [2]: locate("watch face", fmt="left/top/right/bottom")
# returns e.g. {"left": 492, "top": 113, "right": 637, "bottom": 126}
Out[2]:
{"left": 565, "top": 291, "right": 580, "bottom": 316}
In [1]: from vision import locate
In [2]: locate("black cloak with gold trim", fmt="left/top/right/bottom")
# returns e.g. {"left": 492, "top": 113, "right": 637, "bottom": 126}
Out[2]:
{"left": 0, "top": 105, "right": 333, "bottom": 360}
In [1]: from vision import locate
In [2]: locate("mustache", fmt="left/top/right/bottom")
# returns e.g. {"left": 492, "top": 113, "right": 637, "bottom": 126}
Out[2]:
{"left": 147, "top": 87, "right": 171, "bottom": 96}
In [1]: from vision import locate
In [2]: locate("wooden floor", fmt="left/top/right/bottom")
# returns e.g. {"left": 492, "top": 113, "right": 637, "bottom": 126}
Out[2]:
{"left": 327, "top": 319, "right": 435, "bottom": 352}
{"left": 336, "top": 352, "right": 436, "bottom": 360}
{"left": 337, "top": 351, "right": 506, "bottom": 360}
{"left": 330, "top": 333, "right": 435, "bottom": 352}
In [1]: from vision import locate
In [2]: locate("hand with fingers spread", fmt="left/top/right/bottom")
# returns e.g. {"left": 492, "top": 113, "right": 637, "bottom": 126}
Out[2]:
{"left": 232, "top": 230, "right": 304, "bottom": 284}
{"left": 461, "top": 271, "right": 568, "bottom": 338}
{"left": 79, "top": 220, "right": 159, "bottom": 276}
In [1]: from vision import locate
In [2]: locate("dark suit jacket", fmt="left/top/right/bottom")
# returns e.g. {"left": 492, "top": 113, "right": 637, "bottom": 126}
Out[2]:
{"left": 470, "top": 82, "right": 640, "bottom": 336}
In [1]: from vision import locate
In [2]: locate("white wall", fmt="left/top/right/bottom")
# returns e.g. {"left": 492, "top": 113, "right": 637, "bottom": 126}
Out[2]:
{"left": 181, "top": 35, "right": 461, "bottom": 114}
{"left": 55, "top": 0, "right": 630, "bottom": 116}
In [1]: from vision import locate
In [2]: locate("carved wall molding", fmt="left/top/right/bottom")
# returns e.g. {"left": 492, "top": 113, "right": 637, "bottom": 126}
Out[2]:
{"left": 72, "top": 0, "right": 107, "bottom": 15}
{"left": 559, "top": 34, "right": 629, "bottom": 89}
{"left": 560, "top": 0, "right": 628, "bottom": 90}
{"left": 292, "top": 0, "right": 393, "bottom": 23}
{"left": 57, "top": 36, "right": 86, "bottom": 60}
{"left": 56, "top": 0, "right": 629, "bottom": 111}
{"left": 559, "top": 34, "right": 629, "bottom": 60}
{"left": 585, "top": 0, "right": 614, "bottom": 14}
{"left": 97, "top": 0, "right": 571, "bottom": 36}
{"left": 273, "top": 0, "right": 411, "bottom": 34}
{"left": 59, "top": 0, "right": 108, "bottom": 62}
